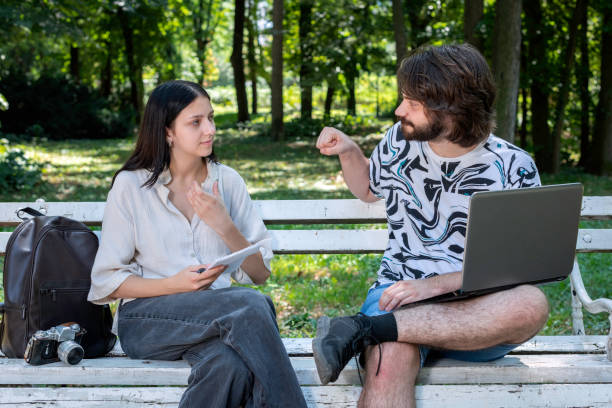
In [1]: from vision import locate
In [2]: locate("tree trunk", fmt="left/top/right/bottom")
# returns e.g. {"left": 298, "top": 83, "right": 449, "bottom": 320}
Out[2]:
{"left": 231, "top": 0, "right": 249, "bottom": 122}
{"left": 551, "top": 0, "right": 586, "bottom": 174}
{"left": 519, "top": 40, "right": 528, "bottom": 149}
{"left": 118, "top": 7, "right": 143, "bottom": 123}
{"left": 492, "top": 0, "right": 521, "bottom": 143}
{"left": 194, "top": 0, "right": 220, "bottom": 85}
{"left": 101, "top": 41, "right": 112, "bottom": 97}
{"left": 346, "top": 66, "right": 356, "bottom": 116}
{"left": 271, "top": 0, "right": 284, "bottom": 141}
{"left": 406, "top": 0, "right": 427, "bottom": 48}
{"left": 324, "top": 82, "right": 335, "bottom": 121}
{"left": 578, "top": 0, "right": 591, "bottom": 168}
{"left": 70, "top": 46, "right": 80, "bottom": 84}
{"left": 247, "top": 0, "right": 258, "bottom": 114}
{"left": 299, "top": 0, "right": 313, "bottom": 120}
{"left": 520, "top": 86, "right": 527, "bottom": 149}
{"left": 194, "top": 0, "right": 207, "bottom": 84}
{"left": 589, "top": 5, "right": 612, "bottom": 174}
{"left": 525, "top": 0, "right": 552, "bottom": 172}
{"left": 392, "top": 0, "right": 407, "bottom": 101}
{"left": 256, "top": 17, "right": 270, "bottom": 86}
{"left": 392, "top": 0, "right": 407, "bottom": 64}
{"left": 463, "top": 0, "right": 483, "bottom": 51}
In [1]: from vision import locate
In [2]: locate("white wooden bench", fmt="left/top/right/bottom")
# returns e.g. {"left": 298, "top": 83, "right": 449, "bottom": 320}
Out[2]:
{"left": 1, "top": 198, "right": 611, "bottom": 407}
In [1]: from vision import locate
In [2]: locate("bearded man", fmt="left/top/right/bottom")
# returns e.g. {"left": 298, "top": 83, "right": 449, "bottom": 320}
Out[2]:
{"left": 313, "top": 44, "right": 548, "bottom": 408}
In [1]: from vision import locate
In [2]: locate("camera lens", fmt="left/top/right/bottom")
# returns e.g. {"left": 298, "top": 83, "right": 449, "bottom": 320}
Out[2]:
{"left": 57, "top": 341, "right": 84, "bottom": 365}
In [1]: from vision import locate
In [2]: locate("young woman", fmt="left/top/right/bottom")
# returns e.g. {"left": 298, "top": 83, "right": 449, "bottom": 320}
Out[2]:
{"left": 87, "top": 80, "right": 307, "bottom": 407}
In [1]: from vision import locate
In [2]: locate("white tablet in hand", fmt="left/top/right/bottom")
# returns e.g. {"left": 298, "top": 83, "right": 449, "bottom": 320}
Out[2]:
{"left": 201, "top": 239, "right": 270, "bottom": 273}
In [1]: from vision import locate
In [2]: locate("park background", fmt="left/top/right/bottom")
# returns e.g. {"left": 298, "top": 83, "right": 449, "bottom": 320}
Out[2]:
{"left": 0, "top": 0, "right": 610, "bottom": 337}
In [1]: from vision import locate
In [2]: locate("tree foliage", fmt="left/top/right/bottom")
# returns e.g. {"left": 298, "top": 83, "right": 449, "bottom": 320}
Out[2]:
{"left": 0, "top": 0, "right": 609, "bottom": 174}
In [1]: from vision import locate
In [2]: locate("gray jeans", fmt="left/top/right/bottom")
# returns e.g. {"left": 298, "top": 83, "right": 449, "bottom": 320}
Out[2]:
{"left": 118, "top": 287, "right": 307, "bottom": 408}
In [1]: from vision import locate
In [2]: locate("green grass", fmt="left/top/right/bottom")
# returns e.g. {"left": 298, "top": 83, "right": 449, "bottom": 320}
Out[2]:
{"left": 1, "top": 123, "right": 611, "bottom": 337}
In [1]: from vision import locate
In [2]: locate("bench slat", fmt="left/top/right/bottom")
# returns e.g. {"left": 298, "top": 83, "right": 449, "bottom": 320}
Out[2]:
{"left": 269, "top": 229, "right": 388, "bottom": 254}
{"left": 0, "top": 354, "right": 610, "bottom": 386}
{"left": 0, "top": 196, "right": 609, "bottom": 227}
{"left": 103, "top": 335, "right": 605, "bottom": 356}
{"left": 576, "top": 229, "right": 612, "bottom": 252}
{"left": 2, "top": 228, "right": 611, "bottom": 255}
{"left": 0, "top": 229, "right": 391, "bottom": 255}
{"left": 0, "top": 200, "right": 388, "bottom": 226}
{"left": 511, "top": 335, "right": 608, "bottom": 353}
{"left": 580, "top": 196, "right": 612, "bottom": 219}
{"left": 1, "top": 384, "right": 611, "bottom": 408}
{"left": 0, "top": 335, "right": 607, "bottom": 358}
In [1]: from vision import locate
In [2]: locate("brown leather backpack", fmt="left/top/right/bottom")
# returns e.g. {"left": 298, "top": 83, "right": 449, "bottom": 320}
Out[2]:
{"left": 0, "top": 208, "right": 116, "bottom": 358}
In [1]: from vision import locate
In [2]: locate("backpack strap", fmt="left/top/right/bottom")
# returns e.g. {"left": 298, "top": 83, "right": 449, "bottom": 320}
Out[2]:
{"left": 16, "top": 207, "right": 45, "bottom": 220}
{"left": 0, "top": 302, "right": 4, "bottom": 337}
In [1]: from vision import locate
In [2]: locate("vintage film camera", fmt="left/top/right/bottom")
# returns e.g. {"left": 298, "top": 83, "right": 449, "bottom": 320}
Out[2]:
{"left": 24, "top": 323, "right": 86, "bottom": 365}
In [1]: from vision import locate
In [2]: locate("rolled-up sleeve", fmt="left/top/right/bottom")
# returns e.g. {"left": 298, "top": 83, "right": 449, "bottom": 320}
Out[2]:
{"left": 224, "top": 169, "right": 273, "bottom": 284}
{"left": 87, "top": 173, "right": 139, "bottom": 304}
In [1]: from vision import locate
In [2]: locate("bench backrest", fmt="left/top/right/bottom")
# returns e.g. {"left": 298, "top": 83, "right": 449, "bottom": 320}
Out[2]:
{"left": 0, "top": 197, "right": 611, "bottom": 255}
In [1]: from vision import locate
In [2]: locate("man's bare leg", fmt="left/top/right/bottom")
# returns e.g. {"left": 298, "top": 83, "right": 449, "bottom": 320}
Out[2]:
{"left": 358, "top": 342, "right": 420, "bottom": 408}
{"left": 357, "top": 285, "right": 548, "bottom": 408}
{"left": 394, "top": 285, "right": 549, "bottom": 348}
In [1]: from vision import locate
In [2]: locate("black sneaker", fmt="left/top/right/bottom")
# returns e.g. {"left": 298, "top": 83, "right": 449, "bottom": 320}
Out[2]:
{"left": 312, "top": 313, "right": 376, "bottom": 385}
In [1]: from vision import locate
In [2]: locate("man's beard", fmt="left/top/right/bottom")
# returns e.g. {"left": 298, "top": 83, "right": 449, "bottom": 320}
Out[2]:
{"left": 399, "top": 118, "right": 446, "bottom": 142}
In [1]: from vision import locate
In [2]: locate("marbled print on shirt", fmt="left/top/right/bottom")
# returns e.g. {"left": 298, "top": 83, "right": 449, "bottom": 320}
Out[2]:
{"left": 369, "top": 122, "right": 540, "bottom": 288}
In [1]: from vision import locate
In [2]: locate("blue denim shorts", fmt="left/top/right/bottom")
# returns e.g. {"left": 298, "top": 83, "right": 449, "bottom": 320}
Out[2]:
{"left": 360, "top": 283, "right": 521, "bottom": 367}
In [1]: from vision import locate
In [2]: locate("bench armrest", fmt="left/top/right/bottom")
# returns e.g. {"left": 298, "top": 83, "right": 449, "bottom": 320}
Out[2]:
{"left": 570, "top": 259, "right": 612, "bottom": 361}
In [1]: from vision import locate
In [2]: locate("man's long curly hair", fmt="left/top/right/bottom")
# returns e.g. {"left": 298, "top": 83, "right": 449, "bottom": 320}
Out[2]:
{"left": 397, "top": 44, "right": 496, "bottom": 147}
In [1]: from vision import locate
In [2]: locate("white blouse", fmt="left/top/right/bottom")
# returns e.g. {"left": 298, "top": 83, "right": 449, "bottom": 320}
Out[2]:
{"left": 87, "top": 160, "right": 273, "bottom": 308}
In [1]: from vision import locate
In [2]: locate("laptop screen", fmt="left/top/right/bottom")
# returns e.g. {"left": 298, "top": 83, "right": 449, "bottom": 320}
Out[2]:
{"left": 460, "top": 183, "right": 583, "bottom": 293}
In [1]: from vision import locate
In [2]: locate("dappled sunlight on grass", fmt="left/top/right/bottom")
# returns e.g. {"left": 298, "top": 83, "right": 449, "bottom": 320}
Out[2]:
{"left": 2, "top": 138, "right": 134, "bottom": 201}
{"left": 6, "top": 128, "right": 362, "bottom": 202}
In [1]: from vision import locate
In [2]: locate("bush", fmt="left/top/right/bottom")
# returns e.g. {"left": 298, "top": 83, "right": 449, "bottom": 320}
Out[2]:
{"left": 0, "top": 138, "right": 44, "bottom": 191}
{"left": 0, "top": 73, "right": 134, "bottom": 140}
{"left": 283, "top": 118, "right": 325, "bottom": 139}
{"left": 282, "top": 116, "right": 388, "bottom": 139}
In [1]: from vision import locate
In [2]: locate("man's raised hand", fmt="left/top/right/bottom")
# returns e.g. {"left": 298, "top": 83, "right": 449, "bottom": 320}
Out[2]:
{"left": 316, "top": 127, "right": 354, "bottom": 156}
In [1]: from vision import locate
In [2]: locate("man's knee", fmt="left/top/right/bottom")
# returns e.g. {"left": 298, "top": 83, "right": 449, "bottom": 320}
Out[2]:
{"left": 510, "top": 285, "right": 549, "bottom": 341}
{"left": 364, "top": 342, "right": 421, "bottom": 383}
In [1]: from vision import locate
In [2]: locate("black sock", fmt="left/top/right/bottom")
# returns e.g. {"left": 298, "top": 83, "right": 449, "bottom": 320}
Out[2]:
{"left": 364, "top": 313, "right": 398, "bottom": 343}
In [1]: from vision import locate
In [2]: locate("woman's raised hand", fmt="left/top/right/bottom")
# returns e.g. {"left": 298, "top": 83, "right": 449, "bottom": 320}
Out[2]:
{"left": 187, "top": 180, "right": 233, "bottom": 235}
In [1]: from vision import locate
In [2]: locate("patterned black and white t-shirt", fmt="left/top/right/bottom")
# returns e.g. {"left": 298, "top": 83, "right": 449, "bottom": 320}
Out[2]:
{"left": 369, "top": 122, "right": 541, "bottom": 288}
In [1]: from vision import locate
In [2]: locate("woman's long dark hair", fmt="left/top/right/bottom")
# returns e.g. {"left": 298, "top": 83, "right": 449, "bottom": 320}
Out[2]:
{"left": 112, "top": 80, "right": 217, "bottom": 188}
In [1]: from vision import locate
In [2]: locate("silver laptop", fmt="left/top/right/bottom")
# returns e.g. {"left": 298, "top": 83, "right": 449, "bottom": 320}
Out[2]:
{"left": 414, "top": 183, "right": 583, "bottom": 304}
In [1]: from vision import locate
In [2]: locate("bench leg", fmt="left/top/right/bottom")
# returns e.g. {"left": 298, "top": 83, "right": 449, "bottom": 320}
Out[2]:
{"left": 570, "top": 270, "right": 585, "bottom": 336}
{"left": 608, "top": 315, "right": 612, "bottom": 361}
